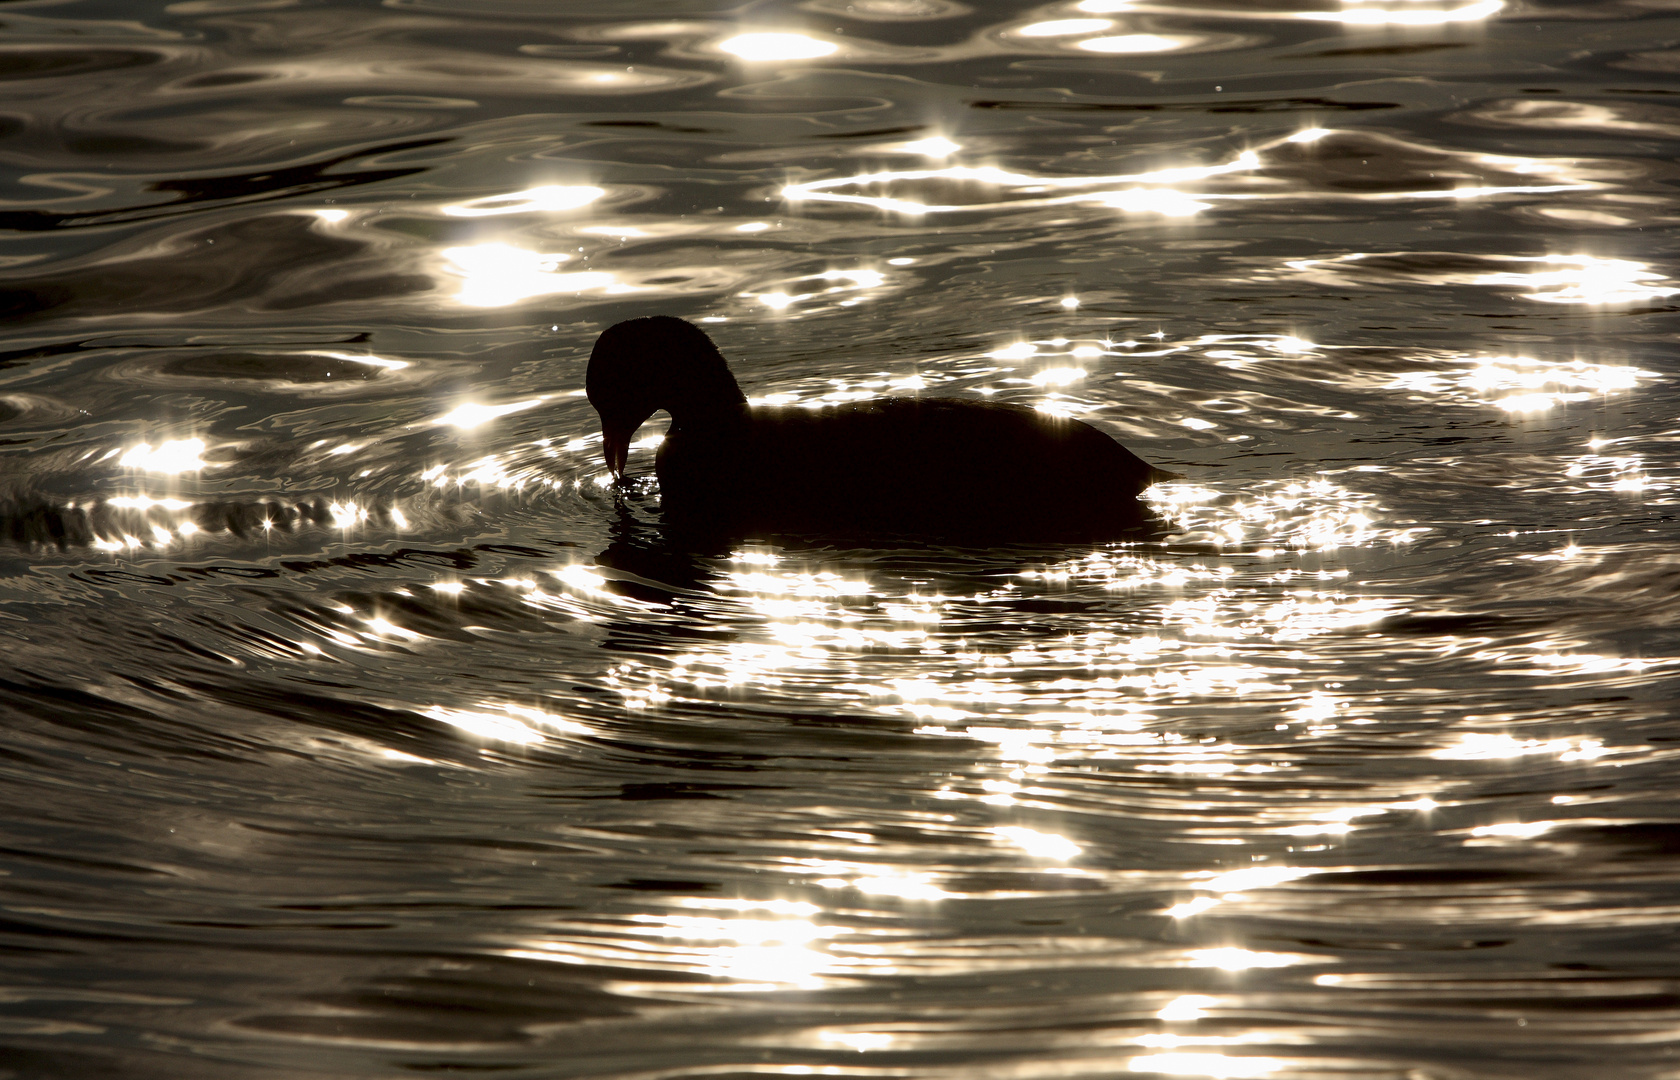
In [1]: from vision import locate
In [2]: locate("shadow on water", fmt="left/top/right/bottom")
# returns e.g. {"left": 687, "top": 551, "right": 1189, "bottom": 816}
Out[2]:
{"left": 592, "top": 474, "right": 1182, "bottom": 599}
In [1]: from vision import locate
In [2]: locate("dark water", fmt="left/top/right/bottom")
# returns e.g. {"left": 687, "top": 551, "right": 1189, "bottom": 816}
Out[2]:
{"left": 2, "top": 0, "right": 1679, "bottom": 1076}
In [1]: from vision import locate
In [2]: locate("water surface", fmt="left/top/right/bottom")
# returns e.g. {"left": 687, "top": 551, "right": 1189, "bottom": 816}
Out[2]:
{"left": 2, "top": 0, "right": 1679, "bottom": 1077}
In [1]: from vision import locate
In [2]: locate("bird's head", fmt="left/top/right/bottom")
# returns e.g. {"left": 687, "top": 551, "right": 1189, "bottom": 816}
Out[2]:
{"left": 585, "top": 316, "right": 745, "bottom": 479}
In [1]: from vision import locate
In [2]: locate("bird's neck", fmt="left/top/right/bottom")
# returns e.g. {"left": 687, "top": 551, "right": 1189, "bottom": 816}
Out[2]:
{"left": 662, "top": 367, "right": 747, "bottom": 429}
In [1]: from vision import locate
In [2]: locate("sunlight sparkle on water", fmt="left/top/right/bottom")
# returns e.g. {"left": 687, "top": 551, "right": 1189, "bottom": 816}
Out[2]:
{"left": 718, "top": 33, "right": 837, "bottom": 61}
{"left": 1145, "top": 478, "right": 1403, "bottom": 552}
{"left": 1165, "top": 896, "right": 1224, "bottom": 918}
{"left": 1471, "top": 821, "right": 1557, "bottom": 839}
{"left": 854, "top": 873, "right": 953, "bottom": 901}
{"left": 422, "top": 706, "right": 544, "bottom": 745}
{"left": 1473, "top": 255, "right": 1678, "bottom": 305}
{"left": 629, "top": 914, "right": 836, "bottom": 988}
{"left": 679, "top": 898, "right": 822, "bottom": 918}
{"left": 722, "top": 570, "right": 871, "bottom": 598}
{"left": 821, "top": 1031, "right": 894, "bottom": 1053}
{"left": 422, "top": 702, "right": 591, "bottom": 745}
{"left": 328, "top": 501, "right": 367, "bottom": 528}
{"left": 422, "top": 453, "right": 545, "bottom": 491}
{"left": 1097, "top": 188, "right": 1211, "bottom": 215}
{"left": 442, "top": 184, "right": 602, "bottom": 218}
{"left": 362, "top": 616, "right": 420, "bottom": 641}
{"left": 434, "top": 397, "right": 547, "bottom": 429}
{"left": 1391, "top": 354, "right": 1648, "bottom": 415}
{"left": 119, "top": 438, "right": 207, "bottom": 474}
{"left": 1158, "top": 995, "right": 1218, "bottom": 1022}
{"left": 782, "top": 155, "right": 1258, "bottom": 219}
{"left": 898, "top": 136, "right": 960, "bottom": 157}
{"left": 1434, "top": 733, "right": 1608, "bottom": 761}
{"left": 1201, "top": 866, "right": 1317, "bottom": 892}
{"left": 745, "top": 268, "right": 885, "bottom": 313}
{"left": 1556, "top": 452, "right": 1662, "bottom": 497}
{"left": 443, "top": 243, "right": 629, "bottom": 307}
{"left": 553, "top": 564, "right": 612, "bottom": 597}
{"left": 1187, "top": 948, "right": 1301, "bottom": 970}
{"left": 1079, "top": 34, "right": 1185, "bottom": 53}
{"left": 508, "top": 903, "right": 875, "bottom": 992}
{"left": 1127, "top": 1054, "right": 1284, "bottom": 1079}
{"left": 1301, "top": 0, "right": 1504, "bottom": 26}
{"left": 107, "top": 494, "right": 192, "bottom": 511}
{"left": 1298, "top": 253, "right": 1672, "bottom": 305}
{"left": 1497, "top": 393, "right": 1560, "bottom": 413}
{"left": 317, "top": 350, "right": 408, "bottom": 371}
{"left": 1018, "top": 18, "right": 1113, "bottom": 36}
{"left": 993, "top": 826, "right": 1081, "bottom": 860}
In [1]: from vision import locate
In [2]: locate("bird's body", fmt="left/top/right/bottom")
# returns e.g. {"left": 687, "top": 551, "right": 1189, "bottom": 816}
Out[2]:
{"left": 586, "top": 316, "right": 1176, "bottom": 541}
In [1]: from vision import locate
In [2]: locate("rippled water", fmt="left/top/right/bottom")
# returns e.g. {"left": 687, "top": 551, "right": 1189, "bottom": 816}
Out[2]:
{"left": 2, "top": 0, "right": 1679, "bottom": 1076}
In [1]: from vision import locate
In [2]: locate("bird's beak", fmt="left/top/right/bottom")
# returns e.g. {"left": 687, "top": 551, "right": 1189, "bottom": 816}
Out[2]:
{"left": 601, "top": 421, "right": 632, "bottom": 480}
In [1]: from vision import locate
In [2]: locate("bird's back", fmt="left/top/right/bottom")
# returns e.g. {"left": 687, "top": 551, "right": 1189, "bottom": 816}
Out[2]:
{"left": 656, "top": 397, "right": 1167, "bottom": 540}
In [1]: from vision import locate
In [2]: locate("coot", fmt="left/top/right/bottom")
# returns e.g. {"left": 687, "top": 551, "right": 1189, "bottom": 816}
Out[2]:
{"left": 585, "top": 316, "right": 1176, "bottom": 540}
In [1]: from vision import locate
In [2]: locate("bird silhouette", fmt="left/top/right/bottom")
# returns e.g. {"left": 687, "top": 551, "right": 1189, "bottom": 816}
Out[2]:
{"left": 586, "top": 316, "right": 1177, "bottom": 541}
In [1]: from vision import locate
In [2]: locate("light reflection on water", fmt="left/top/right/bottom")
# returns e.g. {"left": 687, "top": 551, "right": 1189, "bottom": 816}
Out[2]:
{"left": 0, "top": 0, "right": 1678, "bottom": 1076}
